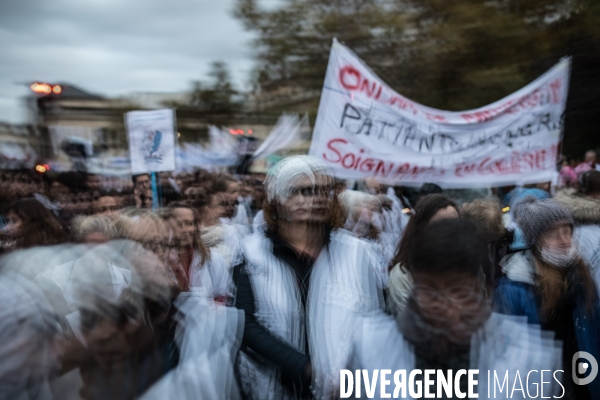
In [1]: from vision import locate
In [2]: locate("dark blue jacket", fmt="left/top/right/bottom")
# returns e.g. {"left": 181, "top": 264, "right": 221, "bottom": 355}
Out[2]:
{"left": 494, "top": 252, "right": 600, "bottom": 399}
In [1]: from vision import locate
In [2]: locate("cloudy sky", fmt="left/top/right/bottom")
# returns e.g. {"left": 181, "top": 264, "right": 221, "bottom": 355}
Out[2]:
{"left": 0, "top": 0, "right": 275, "bottom": 123}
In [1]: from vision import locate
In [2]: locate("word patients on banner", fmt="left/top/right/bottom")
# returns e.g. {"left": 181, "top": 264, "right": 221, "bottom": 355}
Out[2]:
{"left": 125, "top": 109, "right": 176, "bottom": 174}
{"left": 309, "top": 39, "right": 571, "bottom": 187}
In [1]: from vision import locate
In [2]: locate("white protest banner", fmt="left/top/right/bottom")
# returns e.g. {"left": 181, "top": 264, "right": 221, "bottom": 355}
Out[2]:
{"left": 253, "top": 113, "right": 307, "bottom": 160}
{"left": 309, "top": 39, "right": 571, "bottom": 187}
{"left": 125, "top": 109, "right": 176, "bottom": 174}
{"left": 176, "top": 142, "right": 237, "bottom": 172}
{"left": 208, "top": 125, "right": 238, "bottom": 155}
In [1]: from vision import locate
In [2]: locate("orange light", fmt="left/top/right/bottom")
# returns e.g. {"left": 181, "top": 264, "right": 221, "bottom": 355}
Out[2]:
{"left": 52, "top": 85, "right": 62, "bottom": 94}
{"left": 229, "top": 129, "right": 244, "bottom": 135}
{"left": 248, "top": 130, "right": 253, "bottom": 135}
{"left": 35, "top": 164, "right": 47, "bottom": 173}
{"left": 30, "top": 82, "right": 53, "bottom": 94}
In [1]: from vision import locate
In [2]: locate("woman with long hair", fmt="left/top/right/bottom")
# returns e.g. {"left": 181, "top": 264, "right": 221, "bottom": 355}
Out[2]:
{"left": 494, "top": 199, "right": 600, "bottom": 400}
{"left": 233, "top": 156, "right": 385, "bottom": 399}
{"left": 350, "top": 219, "right": 562, "bottom": 398}
{"left": 184, "top": 186, "right": 240, "bottom": 268}
{"left": 161, "top": 202, "right": 230, "bottom": 299}
{"left": 1, "top": 198, "right": 67, "bottom": 252}
{"left": 387, "top": 194, "right": 459, "bottom": 315}
{"left": 460, "top": 198, "right": 511, "bottom": 293}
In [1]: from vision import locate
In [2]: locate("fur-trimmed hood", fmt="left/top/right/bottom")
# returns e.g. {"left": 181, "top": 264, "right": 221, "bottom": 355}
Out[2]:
{"left": 554, "top": 188, "right": 600, "bottom": 225}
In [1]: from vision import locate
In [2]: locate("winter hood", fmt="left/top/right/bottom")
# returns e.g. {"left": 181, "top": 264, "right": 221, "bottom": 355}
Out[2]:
{"left": 555, "top": 189, "right": 600, "bottom": 225}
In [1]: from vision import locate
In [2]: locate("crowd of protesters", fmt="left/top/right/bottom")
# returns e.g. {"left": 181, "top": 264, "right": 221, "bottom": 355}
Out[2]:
{"left": 0, "top": 149, "right": 599, "bottom": 399}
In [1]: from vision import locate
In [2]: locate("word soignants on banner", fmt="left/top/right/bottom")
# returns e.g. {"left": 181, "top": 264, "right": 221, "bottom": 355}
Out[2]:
{"left": 125, "top": 109, "right": 177, "bottom": 174}
{"left": 309, "top": 39, "right": 570, "bottom": 187}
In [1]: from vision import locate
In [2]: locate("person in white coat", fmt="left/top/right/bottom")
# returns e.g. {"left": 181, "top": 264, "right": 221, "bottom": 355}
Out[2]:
{"left": 233, "top": 156, "right": 385, "bottom": 400}
{"left": 162, "top": 202, "right": 231, "bottom": 300}
{"left": 387, "top": 194, "right": 459, "bottom": 316}
{"left": 351, "top": 218, "right": 563, "bottom": 399}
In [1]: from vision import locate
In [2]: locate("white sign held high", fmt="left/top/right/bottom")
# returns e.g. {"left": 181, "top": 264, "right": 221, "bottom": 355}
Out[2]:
{"left": 253, "top": 113, "right": 307, "bottom": 160}
{"left": 309, "top": 39, "right": 571, "bottom": 187}
{"left": 126, "top": 109, "right": 176, "bottom": 174}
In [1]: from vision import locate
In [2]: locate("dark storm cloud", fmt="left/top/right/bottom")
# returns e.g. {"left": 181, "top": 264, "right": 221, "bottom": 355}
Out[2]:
{"left": 0, "top": 0, "right": 256, "bottom": 122}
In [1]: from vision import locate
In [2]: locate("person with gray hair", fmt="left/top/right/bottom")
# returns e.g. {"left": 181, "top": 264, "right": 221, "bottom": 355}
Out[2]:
{"left": 233, "top": 155, "right": 385, "bottom": 399}
{"left": 71, "top": 214, "right": 117, "bottom": 244}
{"left": 494, "top": 199, "right": 600, "bottom": 399}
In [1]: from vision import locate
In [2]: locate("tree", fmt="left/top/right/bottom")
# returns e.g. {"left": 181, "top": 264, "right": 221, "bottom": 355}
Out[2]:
{"left": 234, "top": 0, "right": 600, "bottom": 155}
{"left": 234, "top": 0, "right": 413, "bottom": 92}
{"left": 189, "top": 61, "right": 240, "bottom": 114}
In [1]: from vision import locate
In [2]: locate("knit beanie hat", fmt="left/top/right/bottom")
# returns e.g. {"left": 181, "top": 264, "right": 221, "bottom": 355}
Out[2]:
{"left": 515, "top": 199, "right": 574, "bottom": 248}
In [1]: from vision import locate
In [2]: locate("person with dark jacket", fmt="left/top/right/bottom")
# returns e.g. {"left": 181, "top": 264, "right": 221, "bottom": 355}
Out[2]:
{"left": 494, "top": 199, "right": 600, "bottom": 400}
{"left": 233, "top": 156, "right": 384, "bottom": 399}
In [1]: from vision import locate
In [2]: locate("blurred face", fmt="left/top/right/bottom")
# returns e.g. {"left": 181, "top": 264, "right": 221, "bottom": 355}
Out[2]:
{"left": 220, "top": 193, "right": 236, "bottom": 219}
{"left": 252, "top": 187, "right": 265, "bottom": 208}
{"left": 585, "top": 151, "right": 596, "bottom": 164}
{"left": 365, "top": 178, "right": 381, "bottom": 195}
{"left": 125, "top": 219, "right": 165, "bottom": 255}
{"left": 350, "top": 200, "right": 380, "bottom": 236}
{"left": 94, "top": 196, "right": 119, "bottom": 218}
{"left": 240, "top": 184, "right": 252, "bottom": 198}
{"left": 159, "top": 173, "right": 170, "bottom": 186}
{"left": 134, "top": 175, "right": 151, "bottom": 191}
{"left": 140, "top": 189, "right": 153, "bottom": 208}
{"left": 81, "top": 310, "right": 138, "bottom": 370}
{"left": 279, "top": 174, "right": 332, "bottom": 224}
{"left": 429, "top": 205, "right": 459, "bottom": 223}
{"left": 202, "top": 194, "right": 224, "bottom": 226}
{"left": 86, "top": 175, "right": 101, "bottom": 191}
{"left": 226, "top": 181, "right": 240, "bottom": 202}
{"left": 4, "top": 211, "right": 23, "bottom": 237}
{"left": 15, "top": 174, "right": 32, "bottom": 196}
{"left": 50, "top": 181, "right": 69, "bottom": 198}
{"left": 538, "top": 222, "right": 572, "bottom": 252}
{"left": 175, "top": 177, "right": 184, "bottom": 190}
{"left": 184, "top": 187, "right": 202, "bottom": 205}
{"left": 170, "top": 208, "right": 195, "bottom": 248}
{"left": 411, "top": 271, "right": 481, "bottom": 328}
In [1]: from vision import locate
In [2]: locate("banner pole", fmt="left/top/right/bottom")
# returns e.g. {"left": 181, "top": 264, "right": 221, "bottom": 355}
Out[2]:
{"left": 151, "top": 172, "right": 159, "bottom": 209}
